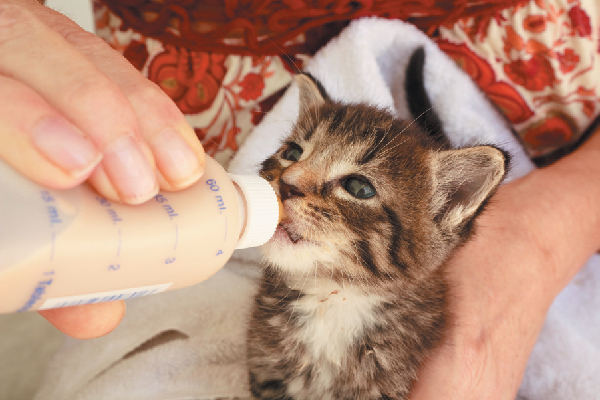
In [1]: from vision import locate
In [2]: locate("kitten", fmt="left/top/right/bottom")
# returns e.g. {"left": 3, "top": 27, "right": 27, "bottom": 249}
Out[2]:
{"left": 247, "top": 48, "right": 508, "bottom": 400}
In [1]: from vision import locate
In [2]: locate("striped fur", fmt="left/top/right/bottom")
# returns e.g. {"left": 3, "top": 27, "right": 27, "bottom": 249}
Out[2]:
{"left": 248, "top": 65, "right": 507, "bottom": 399}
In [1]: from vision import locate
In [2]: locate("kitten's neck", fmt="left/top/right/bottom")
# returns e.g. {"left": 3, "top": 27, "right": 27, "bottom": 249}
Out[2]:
{"left": 266, "top": 267, "right": 386, "bottom": 366}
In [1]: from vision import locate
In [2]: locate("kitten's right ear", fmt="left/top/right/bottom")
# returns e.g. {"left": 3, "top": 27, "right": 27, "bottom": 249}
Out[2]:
{"left": 296, "top": 73, "right": 327, "bottom": 110}
{"left": 430, "top": 146, "right": 508, "bottom": 236}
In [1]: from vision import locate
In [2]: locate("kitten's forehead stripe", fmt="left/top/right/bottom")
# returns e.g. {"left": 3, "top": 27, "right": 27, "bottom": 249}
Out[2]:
{"left": 302, "top": 112, "right": 316, "bottom": 141}
{"left": 359, "top": 146, "right": 379, "bottom": 166}
{"left": 327, "top": 107, "right": 349, "bottom": 134}
{"left": 301, "top": 103, "right": 433, "bottom": 174}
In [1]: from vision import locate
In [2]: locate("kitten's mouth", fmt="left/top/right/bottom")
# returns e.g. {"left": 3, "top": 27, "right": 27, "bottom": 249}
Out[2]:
{"left": 274, "top": 191, "right": 303, "bottom": 244}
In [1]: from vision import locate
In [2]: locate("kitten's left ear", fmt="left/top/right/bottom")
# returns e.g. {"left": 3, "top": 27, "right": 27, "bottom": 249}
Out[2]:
{"left": 296, "top": 73, "right": 327, "bottom": 110}
{"left": 431, "top": 146, "right": 508, "bottom": 234}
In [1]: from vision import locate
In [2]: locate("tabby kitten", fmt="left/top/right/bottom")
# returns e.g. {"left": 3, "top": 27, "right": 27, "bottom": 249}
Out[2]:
{"left": 248, "top": 48, "right": 508, "bottom": 400}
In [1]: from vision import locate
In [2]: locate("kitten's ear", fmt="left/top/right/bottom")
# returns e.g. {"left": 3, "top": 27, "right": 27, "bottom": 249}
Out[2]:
{"left": 431, "top": 146, "right": 508, "bottom": 234}
{"left": 296, "top": 73, "right": 327, "bottom": 110}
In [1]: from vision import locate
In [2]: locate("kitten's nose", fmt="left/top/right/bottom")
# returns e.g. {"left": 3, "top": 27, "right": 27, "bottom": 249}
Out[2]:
{"left": 279, "top": 180, "right": 305, "bottom": 201}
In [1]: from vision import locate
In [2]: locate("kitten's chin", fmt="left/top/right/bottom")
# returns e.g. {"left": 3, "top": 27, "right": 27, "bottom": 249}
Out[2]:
{"left": 261, "top": 229, "right": 339, "bottom": 273}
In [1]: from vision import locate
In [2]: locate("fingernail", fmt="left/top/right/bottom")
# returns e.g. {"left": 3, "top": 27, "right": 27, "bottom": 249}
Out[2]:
{"left": 102, "top": 135, "right": 158, "bottom": 204}
{"left": 31, "top": 116, "right": 101, "bottom": 176}
{"left": 150, "top": 128, "right": 202, "bottom": 187}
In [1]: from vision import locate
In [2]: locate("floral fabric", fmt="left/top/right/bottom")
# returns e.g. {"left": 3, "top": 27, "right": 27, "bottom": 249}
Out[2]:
{"left": 94, "top": 0, "right": 600, "bottom": 166}
{"left": 437, "top": 0, "right": 600, "bottom": 160}
{"left": 97, "top": 0, "right": 524, "bottom": 55}
{"left": 95, "top": 1, "right": 301, "bottom": 166}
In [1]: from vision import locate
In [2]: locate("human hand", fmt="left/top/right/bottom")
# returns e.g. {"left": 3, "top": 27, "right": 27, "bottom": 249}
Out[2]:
{"left": 410, "top": 155, "right": 600, "bottom": 400}
{"left": 0, "top": 1, "right": 204, "bottom": 338}
{"left": 38, "top": 301, "right": 127, "bottom": 339}
{"left": 409, "top": 182, "right": 550, "bottom": 399}
{"left": 0, "top": 0, "right": 205, "bottom": 198}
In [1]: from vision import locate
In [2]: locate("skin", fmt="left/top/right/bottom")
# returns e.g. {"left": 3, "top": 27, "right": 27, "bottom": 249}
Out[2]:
{"left": 410, "top": 129, "right": 600, "bottom": 399}
{"left": 0, "top": 0, "right": 205, "bottom": 338}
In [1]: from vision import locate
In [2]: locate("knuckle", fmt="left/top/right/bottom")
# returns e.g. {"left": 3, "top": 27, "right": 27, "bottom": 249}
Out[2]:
{"left": 67, "top": 77, "right": 135, "bottom": 134}
{"left": 128, "top": 80, "right": 175, "bottom": 111}
{"left": 127, "top": 80, "right": 184, "bottom": 121}
{"left": 57, "top": 26, "right": 109, "bottom": 54}
{"left": 128, "top": 80, "right": 169, "bottom": 104}
{"left": 68, "top": 76, "right": 120, "bottom": 106}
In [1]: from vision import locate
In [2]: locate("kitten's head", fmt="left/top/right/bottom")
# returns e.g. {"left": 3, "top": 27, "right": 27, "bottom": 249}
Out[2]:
{"left": 260, "top": 74, "right": 507, "bottom": 287}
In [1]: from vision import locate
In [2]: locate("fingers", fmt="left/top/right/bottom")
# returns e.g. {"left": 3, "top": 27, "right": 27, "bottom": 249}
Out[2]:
{"left": 88, "top": 56, "right": 206, "bottom": 192}
{"left": 0, "top": 74, "right": 101, "bottom": 188}
{"left": 0, "top": 2, "right": 157, "bottom": 203}
{"left": 0, "top": 1, "right": 204, "bottom": 205}
{"left": 38, "top": 301, "right": 126, "bottom": 339}
{"left": 29, "top": 2, "right": 206, "bottom": 192}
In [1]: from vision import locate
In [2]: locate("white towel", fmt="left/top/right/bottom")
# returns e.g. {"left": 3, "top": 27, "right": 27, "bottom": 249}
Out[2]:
{"left": 34, "top": 17, "right": 600, "bottom": 400}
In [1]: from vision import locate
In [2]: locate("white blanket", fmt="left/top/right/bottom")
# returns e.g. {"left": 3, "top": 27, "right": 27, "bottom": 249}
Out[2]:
{"left": 35, "top": 18, "right": 600, "bottom": 400}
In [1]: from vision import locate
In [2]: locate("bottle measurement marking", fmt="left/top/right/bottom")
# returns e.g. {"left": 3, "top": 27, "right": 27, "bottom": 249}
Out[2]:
{"left": 216, "top": 196, "right": 225, "bottom": 213}
{"left": 155, "top": 194, "right": 179, "bottom": 220}
{"left": 162, "top": 204, "right": 179, "bottom": 219}
{"left": 155, "top": 194, "right": 179, "bottom": 256}
{"left": 18, "top": 270, "right": 55, "bottom": 312}
{"left": 96, "top": 196, "right": 123, "bottom": 224}
{"left": 47, "top": 206, "right": 62, "bottom": 225}
{"left": 206, "top": 179, "right": 227, "bottom": 214}
{"left": 40, "top": 191, "right": 62, "bottom": 226}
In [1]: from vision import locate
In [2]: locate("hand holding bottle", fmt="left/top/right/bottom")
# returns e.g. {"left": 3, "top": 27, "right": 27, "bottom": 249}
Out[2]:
{"left": 0, "top": 0, "right": 205, "bottom": 338}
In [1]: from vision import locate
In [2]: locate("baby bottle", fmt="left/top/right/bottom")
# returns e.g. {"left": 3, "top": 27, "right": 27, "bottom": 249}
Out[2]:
{"left": 0, "top": 157, "right": 279, "bottom": 313}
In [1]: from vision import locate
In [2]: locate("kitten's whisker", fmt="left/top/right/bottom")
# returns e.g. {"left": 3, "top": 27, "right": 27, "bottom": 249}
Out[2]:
{"left": 267, "top": 37, "right": 302, "bottom": 75}
{"left": 264, "top": 261, "right": 286, "bottom": 295}
{"left": 285, "top": 269, "right": 311, "bottom": 328}
{"left": 378, "top": 106, "right": 436, "bottom": 159}
{"left": 272, "top": 267, "right": 309, "bottom": 306}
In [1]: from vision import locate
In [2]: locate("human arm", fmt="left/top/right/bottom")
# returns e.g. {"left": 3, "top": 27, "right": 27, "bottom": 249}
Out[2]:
{"left": 0, "top": 0, "right": 205, "bottom": 338}
{"left": 410, "top": 128, "right": 600, "bottom": 399}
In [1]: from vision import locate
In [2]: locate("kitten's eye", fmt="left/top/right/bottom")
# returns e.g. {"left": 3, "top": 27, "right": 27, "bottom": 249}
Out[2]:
{"left": 343, "top": 177, "right": 376, "bottom": 199}
{"left": 282, "top": 143, "right": 303, "bottom": 162}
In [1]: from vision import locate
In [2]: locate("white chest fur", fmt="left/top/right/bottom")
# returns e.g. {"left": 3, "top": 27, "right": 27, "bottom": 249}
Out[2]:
{"left": 291, "top": 279, "right": 383, "bottom": 367}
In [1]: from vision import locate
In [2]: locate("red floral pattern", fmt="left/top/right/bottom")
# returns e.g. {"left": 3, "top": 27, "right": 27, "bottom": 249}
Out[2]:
{"left": 437, "top": 41, "right": 534, "bottom": 124}
{"left": 523, "top": 15, "right": 546, "bottom": 33}
{"left": 238, "top": 73, "right": 266, "bottom": 102}
{"left": 98, "top": 0, "right": 526, "bottom": 55}
{"left": 523, "top": 113, "right": 574, "bottom": 150}
{"left": 94, "top": 0, "right": 294, "bottom": 164}
{"left": 438, "top": 0, "right": 600, "bottom": 159}
{"left": 503, "top": 54, "right": 558, "bottom": 91}
{"left": 123, "top": 39, "right": 149, "bottom": 71}
{"left": 147, "top": 48, "right": 226, "bottom": 114}
{"left": 95, "top": 0, "right": 600, "bottom": 162}
{"left": 568, "top": 5, "right": 592, "bottom": 37}
{"left": 556, "top": 49, "right": 580, "bottom": 74}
